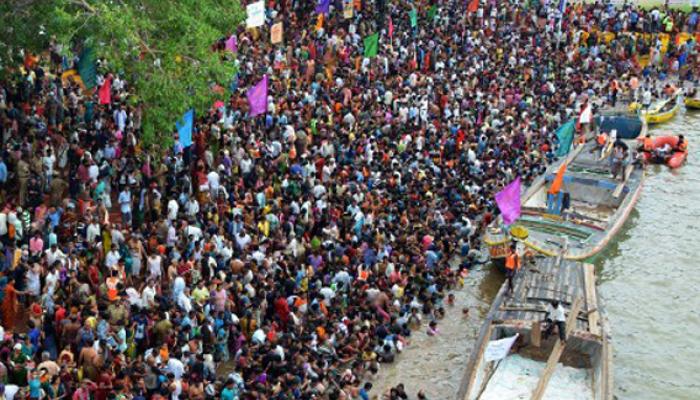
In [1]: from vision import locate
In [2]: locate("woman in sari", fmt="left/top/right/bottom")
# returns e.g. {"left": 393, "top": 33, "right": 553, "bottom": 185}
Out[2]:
{"left": 1, "top": 278, "right": 24, "bottom": 331}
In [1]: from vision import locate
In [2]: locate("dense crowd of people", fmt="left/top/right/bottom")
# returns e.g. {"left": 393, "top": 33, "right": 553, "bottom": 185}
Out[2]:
{"left": 0, "top": 0, "right": 697, "bottom": 399}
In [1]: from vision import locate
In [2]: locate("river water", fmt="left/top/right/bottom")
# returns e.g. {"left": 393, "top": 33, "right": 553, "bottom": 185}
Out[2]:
{"left": 374, "top": 111, "right": 700, "bottom": 399}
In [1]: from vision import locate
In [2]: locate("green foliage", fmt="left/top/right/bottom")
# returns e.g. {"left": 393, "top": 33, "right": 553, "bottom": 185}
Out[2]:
{"left": 0, "top": 0, "right": 244, "bottom": 147}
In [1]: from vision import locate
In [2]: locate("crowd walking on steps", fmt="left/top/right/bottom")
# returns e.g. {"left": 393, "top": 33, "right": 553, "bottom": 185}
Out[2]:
{"left": 0, "top": 0, "right": 697, "bottom": 399}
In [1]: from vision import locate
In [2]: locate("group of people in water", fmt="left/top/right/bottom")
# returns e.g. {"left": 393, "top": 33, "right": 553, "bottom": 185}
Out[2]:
{"left": 0, "top": 0, "right": 697, "bottom": 399}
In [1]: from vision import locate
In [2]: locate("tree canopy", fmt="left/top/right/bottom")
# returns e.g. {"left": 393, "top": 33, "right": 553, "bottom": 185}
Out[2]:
{"left": 0, "top": 0, "right": 244, "bottom": 145}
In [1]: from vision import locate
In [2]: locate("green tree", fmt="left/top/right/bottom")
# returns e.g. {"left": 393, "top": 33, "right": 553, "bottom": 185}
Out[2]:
{"left": 0, "top": 0, "right": 244, "bottom": 146}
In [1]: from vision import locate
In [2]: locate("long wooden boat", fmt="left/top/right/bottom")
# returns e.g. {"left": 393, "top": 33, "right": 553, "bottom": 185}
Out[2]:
{"left": 638, "top": 92, "right": 681, "bottom": 124}
{"left": 457, "top": 259, "right": 612, "bottom": 400}
{"left": 485, "top": 117, "right": 645, "bottom": 267}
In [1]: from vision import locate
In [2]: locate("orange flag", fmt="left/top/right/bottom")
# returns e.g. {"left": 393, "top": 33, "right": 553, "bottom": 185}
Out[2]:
{"left": 468, "top": 0, "right": 479, "bottom": 13}
{"left": 548, "top": 162, "right": 567, "bottom": 195}
{"left": 316, "top": 14, "right": 324, "bottom": 31}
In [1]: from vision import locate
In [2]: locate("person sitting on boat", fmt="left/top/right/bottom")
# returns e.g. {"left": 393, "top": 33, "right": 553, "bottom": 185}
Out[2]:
{"left": 654, "top": 143, "right": 673, "bottom": 163}
{"left": 663, "top": 83, "right": 677, "bottom": 98}
{"left": 504, "top": 244, "right": 521, "bottom": 296}
{"left": 610, "top": 141, "right": 628, "bottom": 180}
{"left": 638, "top": 134, "right": 654, "bottom": 153}
{"left": 675, "top": 135, "right": 688, "bottom": 153}
{"left": 544, "top": 300, "right": 567, "bottom": 344}
{"left": 595, "top": 131, "right": 609, "bottom": 152}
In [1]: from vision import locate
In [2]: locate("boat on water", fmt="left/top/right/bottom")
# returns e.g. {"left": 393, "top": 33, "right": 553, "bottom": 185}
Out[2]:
{"left": 686, "top": 97, "right": 700, "bottom": 109}
{"left": 635, "top": 92, "right": 681, "bottom": 124}
{"left": 683, "top": 88, "right": 700, "bottom": 110}
{"left": 485, "top": 118, "right": 645, "bottom": 266}
{"left": 639, "top": 135, "right": 688, "bottom": 168}
{"left": 457, "top": 259, "right": 612, "bottom": 400}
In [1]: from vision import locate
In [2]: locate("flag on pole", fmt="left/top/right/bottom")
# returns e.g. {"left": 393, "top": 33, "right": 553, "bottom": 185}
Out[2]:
{"left": 343, "top": 0, "right": 354, "bottom": 18}
{"left": 98, "top": 76, "right": 111, "bottom": 105}
{"left": 427, "top": 5, "right": 438, "bottom": 21}
{"left": 176, "top": 109, "right": 194, "bottom": 148}
{"left": 315, "top": 0, "right": 330, "bottom": 14}
{"left": 388, "top": 16, "right": 394, "bottom": 39}
{"left": 495, "top": 177, "right": 521, "bottom": 225}
{"left": 468, "top": 0, "right": 479, "bottom": 13}
{"left": 548, "top": 162, "right": 567, "bottom": 195}
{"left": 409, "top": 9, "right": 418, "bottom": 27}
{"left": 578, "top": 102, "right": 592, "bottom": 125}
{"left": 247, "top": 75, "right": 268, "bottom": 117}
{"left": 363, "top": 33, "right": 379, "bottom": 58}
{"left": 485, "top": 334, "right": 519, "bottom": 362}
{"left": 316, "top": 14, "right": 324, "bottom": 31}
{"left": 558, "top": 0, "right": 568, "bottom": 13}
{"left": 225, "top": 35, "right": 238, "bottom": 53}
{"left": 77, "top": 47, "right": 97, "bottom": 90}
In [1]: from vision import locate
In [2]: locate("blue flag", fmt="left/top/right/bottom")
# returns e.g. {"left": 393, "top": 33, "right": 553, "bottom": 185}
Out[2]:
{"left": 176, "top": 109, "right": 194, "bottom": 148}
{"left": 558, "top": 0, "right": 567, "bottom": 13}
{"left": 316, "top": 0, "right": 330, "bottom": 14}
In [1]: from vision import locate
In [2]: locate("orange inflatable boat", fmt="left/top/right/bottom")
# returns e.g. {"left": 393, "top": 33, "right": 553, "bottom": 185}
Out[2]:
{"left": 639, "top": 135, "right": 688, "bottom": 168}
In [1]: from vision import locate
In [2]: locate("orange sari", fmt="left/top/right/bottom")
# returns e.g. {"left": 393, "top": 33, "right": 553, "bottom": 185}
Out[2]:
{"left": 1, "top": 283, "right": 18, "bottom": 330}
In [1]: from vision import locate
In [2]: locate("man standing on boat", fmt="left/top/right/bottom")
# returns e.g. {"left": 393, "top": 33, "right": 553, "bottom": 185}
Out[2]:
{"left": 545, "top": 300, "right": 567, "bottom": 343}
{"left": 505, "top": 243, "right": 521, "bottom": 296}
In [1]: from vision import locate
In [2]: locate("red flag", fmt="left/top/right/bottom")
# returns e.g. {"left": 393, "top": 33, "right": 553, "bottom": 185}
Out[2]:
{"left": 388, "top": 16, "right": 394, "bottom": 39}
{"left": 548, "top": 162, "right": 567, "bottom": 195}
{"left": 468, "top": 0, "right": 479, "bottom": 13}
{"left": 98, "top": 77, "right": 111, "bottom": 105}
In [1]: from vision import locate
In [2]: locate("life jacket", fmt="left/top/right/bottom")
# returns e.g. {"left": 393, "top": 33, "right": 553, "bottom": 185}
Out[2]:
{"left": 643, "top": 137, "right": 654, "bottom": 151}
{"left": 505, "top": 252, "right": 521, "bottom": 270}
{"left": 678, "top": 139, "right": 687, "bottom": 151}
{"left": 597, "top": 133, "right": 608, "bottom": 145}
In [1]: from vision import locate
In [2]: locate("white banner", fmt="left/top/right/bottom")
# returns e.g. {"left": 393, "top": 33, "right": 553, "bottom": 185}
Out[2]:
{"left": 484, "top": 333, "right": 519, "bottom": 362}
{"left": 246, "top": 1, "right": 265, "bottom": 28}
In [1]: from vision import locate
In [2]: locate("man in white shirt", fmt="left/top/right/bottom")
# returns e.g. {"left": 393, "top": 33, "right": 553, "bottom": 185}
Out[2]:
{"left": 118, "top": 187, "right": 132, "bottom": 226}
{"left": 544, "top": 300, "right": 567, "bottom": 343}
{"left": 167, "top": 198, "right": 179, "bottom": 221}
{"left": 46, "top": 244, "right": 67, "bottom": 266}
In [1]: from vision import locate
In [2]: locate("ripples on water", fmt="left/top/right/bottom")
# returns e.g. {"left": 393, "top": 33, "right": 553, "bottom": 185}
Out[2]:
{"left": 595, "top": 110, "right": 700, "bottom": 400}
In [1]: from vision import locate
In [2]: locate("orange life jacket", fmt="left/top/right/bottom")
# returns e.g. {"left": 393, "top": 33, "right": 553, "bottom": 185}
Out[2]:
{"left": 505, "top": 252, "right": 521, "bottom": 271}
{"left": 597, "top": 133, "right": 608, "bottom": 145}
{"left": 643, "top": 137, "right": 654, "bottom": 151}
{"left": 678, "top": 140, "right": 687, "bottom": 152}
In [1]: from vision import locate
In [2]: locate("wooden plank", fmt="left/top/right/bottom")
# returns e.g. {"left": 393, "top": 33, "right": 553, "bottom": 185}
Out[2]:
{"left": 531, "top": 298, "right": 583, "bottom": 400}
{"left": 531, "top": 320, "right": 542, "bottom": 348}
{"left": 583, "top": 263, "right": 601, "bottom": 336}
{"left": 612, "top": 164, "right": 634, "bottom": 198}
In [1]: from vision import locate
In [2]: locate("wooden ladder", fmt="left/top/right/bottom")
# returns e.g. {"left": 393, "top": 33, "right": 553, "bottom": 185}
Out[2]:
{"left": 530, "top": 298, "right": 583, "bottom": 400}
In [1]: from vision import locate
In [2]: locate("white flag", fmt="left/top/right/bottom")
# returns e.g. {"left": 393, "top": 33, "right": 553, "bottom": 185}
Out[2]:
{"left": 484, "top": 333, "right": 519, "bottom": 362}
{"left": 246, "top": 1, "right": 265, "bottom": 28}
{"left": 578, "top": 103, "right": 592, "bottom": 124}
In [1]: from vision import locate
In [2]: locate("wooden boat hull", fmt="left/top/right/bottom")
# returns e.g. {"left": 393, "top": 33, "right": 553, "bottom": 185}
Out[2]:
{"left": 485, "top": 126, "right": 645, "bottom": 263}
{"left": 457, "top": 260, "right": 613, "bottom": 400}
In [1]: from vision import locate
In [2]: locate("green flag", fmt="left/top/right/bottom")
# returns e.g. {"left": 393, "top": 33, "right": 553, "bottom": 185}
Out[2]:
{"left": 364, "top": 33, "right": 379, "bottom": 58}
{"left": 409, "top": 9, "right": 417, "bottom": 28}
{"left": 427, "top": 5, "right": 437, "bottom": 21}
{"left": 77, "top": 47, "right": 97, "bottom": 89}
